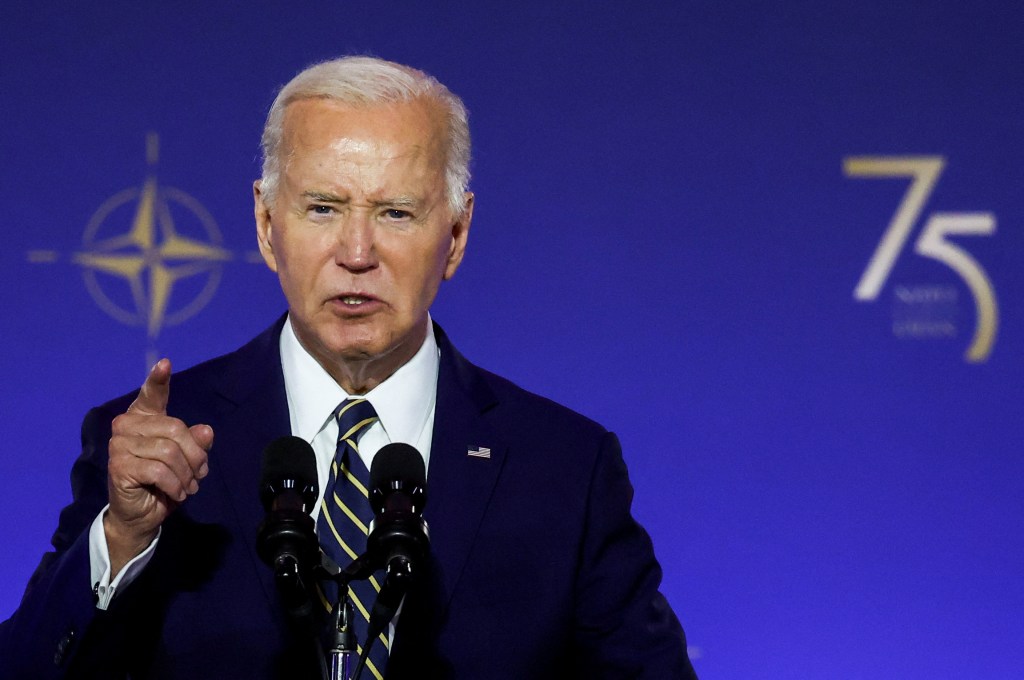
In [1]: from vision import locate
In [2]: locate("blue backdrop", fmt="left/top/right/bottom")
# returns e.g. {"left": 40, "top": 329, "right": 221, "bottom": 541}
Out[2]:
{"left": 2, "top": 2, "right": 1021, "bottom": 678}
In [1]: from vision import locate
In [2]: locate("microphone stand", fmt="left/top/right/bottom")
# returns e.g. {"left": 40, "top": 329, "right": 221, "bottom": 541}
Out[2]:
{"left": 317, "top": 552, "right": 376, "bottom": 680}
{"left": 326, "top": 589, "right": 356, "bottom": 680}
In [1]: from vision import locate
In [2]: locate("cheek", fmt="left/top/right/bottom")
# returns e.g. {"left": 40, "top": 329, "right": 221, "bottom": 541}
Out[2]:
{"left": 277, "top": 229, "right": 330, "bottom": 271}
{"left": 274, "top": 244, "right": 322, "bottom": 304}
{"left": 409, "top": 248, "right": 450, "bottom": 305}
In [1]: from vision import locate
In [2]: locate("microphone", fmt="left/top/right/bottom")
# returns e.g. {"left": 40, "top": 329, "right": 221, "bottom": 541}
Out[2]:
{"left": 256, "top": 436, "right": 320, "bottom": 622}
{"left": 367, "top": 442, "right": 430, "bottom": 577}
{"left": 350, "top": 444, "right": 430, "bottom": 680}
{"left": 258, "top": 435, "right": 319, "bottom": 513}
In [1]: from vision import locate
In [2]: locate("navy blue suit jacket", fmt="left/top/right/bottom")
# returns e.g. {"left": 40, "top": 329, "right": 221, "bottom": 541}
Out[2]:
{"left": 1, "top": 318, "right": 695, "bottom": 679}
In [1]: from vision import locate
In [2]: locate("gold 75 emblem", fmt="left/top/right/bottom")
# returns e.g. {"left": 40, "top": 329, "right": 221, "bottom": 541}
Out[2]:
{"left": 843, "top": 156, "right": 998, "bottom": 363}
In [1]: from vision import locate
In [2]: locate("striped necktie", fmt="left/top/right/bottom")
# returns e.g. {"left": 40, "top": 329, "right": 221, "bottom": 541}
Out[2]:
{"left": 317, "top": 398, "right": 389, "bottom": 680}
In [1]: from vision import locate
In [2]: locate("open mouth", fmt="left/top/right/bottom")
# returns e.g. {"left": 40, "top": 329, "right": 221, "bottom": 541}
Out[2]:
{"left": 334, "top": 294, "right": 380, "bottom": 311}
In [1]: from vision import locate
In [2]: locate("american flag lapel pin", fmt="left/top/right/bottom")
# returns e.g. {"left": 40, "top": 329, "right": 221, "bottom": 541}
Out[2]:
{"left": 467, "top": 446, "right": 491, "bottom": 459}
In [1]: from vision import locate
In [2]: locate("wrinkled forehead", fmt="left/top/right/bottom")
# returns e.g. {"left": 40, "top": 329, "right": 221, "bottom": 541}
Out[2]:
{"left": 280, "top": 96, "right": 449, "bottom": 170}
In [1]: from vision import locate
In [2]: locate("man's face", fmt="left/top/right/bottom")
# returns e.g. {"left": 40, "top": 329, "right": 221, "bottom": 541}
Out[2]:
{"left": 254, "top": 97, "right": 472, "bottom": 391}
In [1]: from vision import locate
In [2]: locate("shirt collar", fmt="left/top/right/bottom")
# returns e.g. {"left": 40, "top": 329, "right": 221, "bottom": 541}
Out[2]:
{"left": 279, "top": 315, "right": 440, "bottom": 444}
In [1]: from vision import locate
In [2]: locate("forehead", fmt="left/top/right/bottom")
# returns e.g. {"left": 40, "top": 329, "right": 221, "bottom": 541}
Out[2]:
{"left": 280, "top": 97, "right": 447, "bottom": 171}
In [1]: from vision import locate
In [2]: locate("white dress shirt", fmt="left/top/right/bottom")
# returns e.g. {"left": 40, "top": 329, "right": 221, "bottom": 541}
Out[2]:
{"left": 279, "top": 315, "right": 437, "bottom": 496}
{"left": 88, "top": 315, "right": 439, "bottom": 611}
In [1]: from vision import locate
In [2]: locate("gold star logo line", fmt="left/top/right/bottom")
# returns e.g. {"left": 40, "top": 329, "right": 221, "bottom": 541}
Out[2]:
{"left": 25, "top": 133, "right": 263, "bottom": 365}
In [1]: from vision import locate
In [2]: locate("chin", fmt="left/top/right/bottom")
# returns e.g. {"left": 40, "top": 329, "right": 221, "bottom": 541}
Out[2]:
{"left": 304, "top": 316, "right": 421, "bottom": 369}
{"left": 297, "top": 320, "right": 377, "bottom": 363}
{"left": 324, "top": 335, "right": 384, "bottom": 362}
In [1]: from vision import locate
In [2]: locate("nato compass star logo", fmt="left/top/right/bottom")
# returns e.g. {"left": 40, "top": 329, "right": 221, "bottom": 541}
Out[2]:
{"left": 27, "top": 134, "right": 253, "bottom": 363}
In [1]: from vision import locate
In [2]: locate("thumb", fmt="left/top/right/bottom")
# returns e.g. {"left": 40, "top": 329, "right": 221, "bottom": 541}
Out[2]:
{"left": 128, "top": 358, "right": 172, "bottom": 415}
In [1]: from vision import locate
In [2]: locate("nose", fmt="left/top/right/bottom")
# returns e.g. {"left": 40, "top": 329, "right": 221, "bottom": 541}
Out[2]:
{"left": 334, "top": 212, "right": 378, "bottom": 272}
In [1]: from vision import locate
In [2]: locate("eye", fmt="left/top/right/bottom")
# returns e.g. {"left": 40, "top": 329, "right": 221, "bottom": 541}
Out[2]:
{"left": 384, "top": 209, "right": 412, "bottom": 220}
{"left": 311, "top": 204, "right": 334, "bottom": 215}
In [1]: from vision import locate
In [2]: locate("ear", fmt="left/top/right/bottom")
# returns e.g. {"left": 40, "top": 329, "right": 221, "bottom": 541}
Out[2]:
{"left": 443, "top": 192, "right": 474, "bottom": 281}
{"left": 253, "top": 180, "right": 278, "bottom": 273}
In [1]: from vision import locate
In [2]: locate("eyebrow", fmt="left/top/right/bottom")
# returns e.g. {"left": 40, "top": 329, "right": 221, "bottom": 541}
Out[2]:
{"left": 374, "top": 196, "right": 419, "bottom": 209}
{"left": 302, "top": 191, "right": 345, "bottom": 202}
{"left": 302, "top": 191, "right": 422, "bottom": 208}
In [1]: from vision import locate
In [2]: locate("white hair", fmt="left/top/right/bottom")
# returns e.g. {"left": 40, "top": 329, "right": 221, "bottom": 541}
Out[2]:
{"left": 259, "top": 56, "right": 471, "bottom": 217}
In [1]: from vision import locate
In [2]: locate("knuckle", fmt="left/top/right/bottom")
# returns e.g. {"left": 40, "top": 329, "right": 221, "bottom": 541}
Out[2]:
{"left": 107, "top": 434, "right": 130, "bottom": 459}
{"left": 146, "top": 461, "right": 177, "bottom": 490}
{"left": 167, "top": 419, "right": 188, "bottom": 439}
{"left": 155, "top": 439, "right": 178, "bottom": 460}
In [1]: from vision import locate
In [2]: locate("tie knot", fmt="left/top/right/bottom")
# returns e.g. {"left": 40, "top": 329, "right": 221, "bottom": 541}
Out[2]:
{"left": 335, "top": 398, "right": 378, "bottom": 445}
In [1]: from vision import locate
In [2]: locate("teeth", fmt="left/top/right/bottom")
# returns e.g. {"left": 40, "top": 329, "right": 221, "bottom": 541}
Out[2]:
{"left": 342, "top": 296, "right": 365, "bottom": 305}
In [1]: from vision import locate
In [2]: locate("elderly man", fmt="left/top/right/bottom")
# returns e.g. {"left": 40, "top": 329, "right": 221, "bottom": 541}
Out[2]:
{"left": 0, "top": 57, "right": 696, "bottom": 679}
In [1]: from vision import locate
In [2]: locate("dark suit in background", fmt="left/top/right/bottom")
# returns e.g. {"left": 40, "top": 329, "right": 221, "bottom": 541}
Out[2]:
{"left": 0, "top": 317, "right": 694, "bottom": 679}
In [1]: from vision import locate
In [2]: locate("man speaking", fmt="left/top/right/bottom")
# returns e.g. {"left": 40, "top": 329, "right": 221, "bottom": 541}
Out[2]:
{"left": 0, "top": 56, "right": 697, "bottom": 679}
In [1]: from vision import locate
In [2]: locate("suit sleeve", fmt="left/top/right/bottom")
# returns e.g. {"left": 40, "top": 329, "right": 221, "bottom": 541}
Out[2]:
{"left": 571, "top": 432, "right": 698, "bottom": 679}
{"left": 0, "top": 406, "right": 125, "bottom": 679}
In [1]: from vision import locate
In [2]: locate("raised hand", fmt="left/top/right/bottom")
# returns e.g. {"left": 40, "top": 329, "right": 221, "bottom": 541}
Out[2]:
{"left": 104, "top": 359, "right": 214, "bottom": 575}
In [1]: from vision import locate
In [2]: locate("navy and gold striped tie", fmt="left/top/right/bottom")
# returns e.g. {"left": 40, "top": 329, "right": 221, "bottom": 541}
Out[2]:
{"left": 317, "top": 398, "right": 389, "bottom": 680}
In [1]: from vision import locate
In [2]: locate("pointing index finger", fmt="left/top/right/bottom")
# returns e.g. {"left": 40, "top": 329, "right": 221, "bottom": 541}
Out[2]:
{"left": 129, "top": 358, "right": 172, "bottom": 416}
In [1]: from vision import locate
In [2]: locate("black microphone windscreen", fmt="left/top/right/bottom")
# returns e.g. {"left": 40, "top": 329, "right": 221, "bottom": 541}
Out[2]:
{"left": 370, "top": 443, "right": 426, "bottom": 490}
{"left": 259, "top": 436, "right": 318, "bottom": 506}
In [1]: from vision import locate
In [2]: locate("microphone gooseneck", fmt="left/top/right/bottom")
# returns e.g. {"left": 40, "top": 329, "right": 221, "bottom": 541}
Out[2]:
{"left": 349, "top": 443, "right": 430, "bottom": 680}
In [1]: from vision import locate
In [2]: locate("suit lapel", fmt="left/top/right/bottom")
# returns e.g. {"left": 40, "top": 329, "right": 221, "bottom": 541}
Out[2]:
{"left": 202, "top": 318, "right": 292, "bottom": 608}
{"left": 187, "top": 319, "right": 507, "bottom": 631}
{"left": 424, "top": 325, "right": 505, "bottom": 610}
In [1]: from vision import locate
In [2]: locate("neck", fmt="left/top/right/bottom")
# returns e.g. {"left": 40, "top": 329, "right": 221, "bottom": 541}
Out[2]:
{"left": 298, "top": 320, "right": 431, "bottom": 396}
